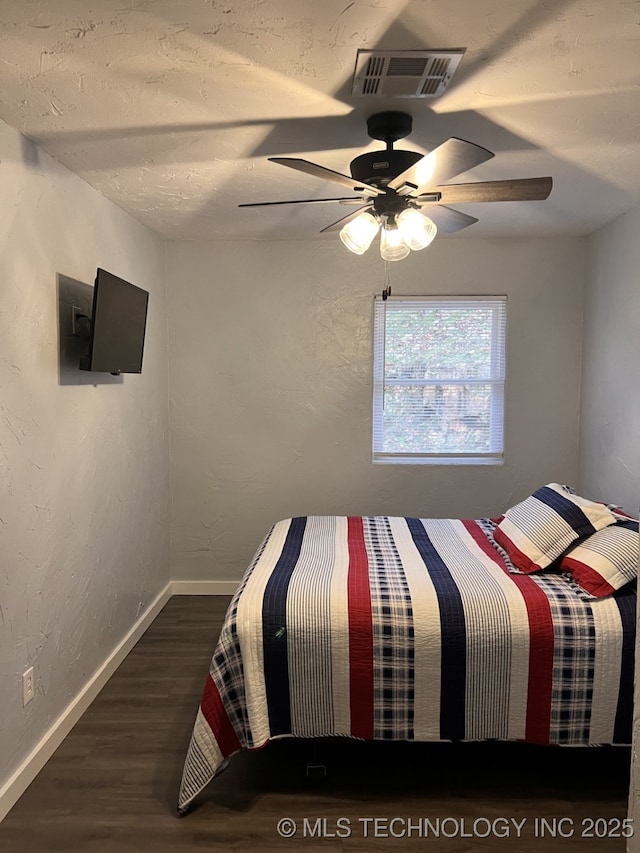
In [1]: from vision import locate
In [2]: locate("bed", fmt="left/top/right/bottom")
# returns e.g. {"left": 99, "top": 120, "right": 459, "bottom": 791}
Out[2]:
{"left": 177, "top": 484, "right": 637, "bottom": 813}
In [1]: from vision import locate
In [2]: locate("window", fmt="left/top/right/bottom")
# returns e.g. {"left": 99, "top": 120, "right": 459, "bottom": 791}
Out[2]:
{"left": 372, "top": 296, "right": 506, "bottom": 464}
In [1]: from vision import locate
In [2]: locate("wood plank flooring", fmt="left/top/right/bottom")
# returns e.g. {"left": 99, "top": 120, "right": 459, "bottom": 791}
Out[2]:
{"left": 0, "top": 595, "right": 632, "bottom": 852}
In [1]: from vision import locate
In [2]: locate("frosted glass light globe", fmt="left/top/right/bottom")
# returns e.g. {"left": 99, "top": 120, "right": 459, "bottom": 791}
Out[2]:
{"left": 339, "top": 211, "right": 380, "bottom": 254}
{"left": 396, "top": 208, "right": 437, "bottom": 251}
{"left": 380, "top": 225, "right": 410, "bottom": 261}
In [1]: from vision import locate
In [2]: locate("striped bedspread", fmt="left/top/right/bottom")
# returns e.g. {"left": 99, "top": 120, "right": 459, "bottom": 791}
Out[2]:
{"left": 178, "top": 516, "right": 635, "bottom": 811}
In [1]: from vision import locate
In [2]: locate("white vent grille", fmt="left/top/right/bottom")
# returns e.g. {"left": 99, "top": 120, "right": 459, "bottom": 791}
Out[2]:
{"left": 352, "top": 49, "right": 465, "bottom": 99}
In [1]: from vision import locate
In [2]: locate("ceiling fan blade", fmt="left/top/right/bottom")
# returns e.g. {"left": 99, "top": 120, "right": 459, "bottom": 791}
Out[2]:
{"left": 269, "top": 157, "right": 384, "bottom": 196}
{"left": 319, "top": 205, "right": 374, "bottom": 233}
{"left": 418, "top": 204, "right": 478, "bottom": 234}
{"left": 431, "top": 177, "right": 553, "bottom": 204}
{"left": 388, "top": 138, "right": 494, "bottom": 193}
{"left": 239, "top": 197, "right": 364, "bottom": 208}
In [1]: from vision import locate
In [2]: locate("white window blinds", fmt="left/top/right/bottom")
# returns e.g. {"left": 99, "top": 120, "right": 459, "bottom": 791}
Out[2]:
{"left": 372, "top": 296, "right": 507, "bottom": 464}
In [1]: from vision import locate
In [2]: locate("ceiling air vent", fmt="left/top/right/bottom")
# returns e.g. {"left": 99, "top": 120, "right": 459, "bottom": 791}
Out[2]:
{"left": 352, "top": 49, "right": 465, "bottom": 99}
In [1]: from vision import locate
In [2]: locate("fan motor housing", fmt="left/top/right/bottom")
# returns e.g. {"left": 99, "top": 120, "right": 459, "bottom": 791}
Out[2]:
{"left": 350, "top": 149, "right": 423, "bottom": 188}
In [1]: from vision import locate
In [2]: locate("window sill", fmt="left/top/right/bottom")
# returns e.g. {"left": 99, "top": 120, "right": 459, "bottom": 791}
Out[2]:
{"left": 372, "top": 456, "right": 504, "bottom": 466}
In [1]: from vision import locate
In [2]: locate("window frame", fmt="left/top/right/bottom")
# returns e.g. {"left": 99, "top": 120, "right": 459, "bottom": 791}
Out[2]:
{"left": 372, "top": 295, "right": 507, "bottom": 465}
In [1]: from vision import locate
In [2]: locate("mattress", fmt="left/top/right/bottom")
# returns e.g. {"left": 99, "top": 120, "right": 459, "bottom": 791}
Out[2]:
{"left": 178, "top": 515, "right": 635, "bottom": 812}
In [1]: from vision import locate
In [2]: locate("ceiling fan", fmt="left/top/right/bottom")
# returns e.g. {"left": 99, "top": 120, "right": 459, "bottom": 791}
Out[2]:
{"left": 240, "top": 111, "right": 552, "bottom": 260}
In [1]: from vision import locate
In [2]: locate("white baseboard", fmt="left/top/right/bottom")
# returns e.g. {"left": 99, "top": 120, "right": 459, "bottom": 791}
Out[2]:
{"left": 0, "top": 579, "right": 238, "bottom": 823}
{"left": 171, "top": 580, "right": 239, "bottom": 595}
{"left": 0, "top": 581, "right": 173, "bottom": 823}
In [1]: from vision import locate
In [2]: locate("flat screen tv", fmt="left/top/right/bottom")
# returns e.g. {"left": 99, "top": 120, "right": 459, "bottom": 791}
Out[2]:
{"left": 80, "top": 268, "right": 149, "bottom": 375}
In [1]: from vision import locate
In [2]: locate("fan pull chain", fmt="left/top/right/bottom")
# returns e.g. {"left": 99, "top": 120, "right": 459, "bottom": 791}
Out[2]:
{"left": 382, "top": 260, "right": 392, "bottom": 300}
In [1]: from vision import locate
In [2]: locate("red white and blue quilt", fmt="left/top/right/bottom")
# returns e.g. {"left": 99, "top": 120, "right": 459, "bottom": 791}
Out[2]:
{"left": 178, "top": 516, "right": 635, "bottom": 811}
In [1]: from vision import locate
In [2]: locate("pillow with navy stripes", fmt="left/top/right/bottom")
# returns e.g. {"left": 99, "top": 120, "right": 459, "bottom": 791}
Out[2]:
{"left": 560, "top": 519, "right": 639, "bottom": 597}
{"left": 494, "top": 483, "right": 618, "bottom": 574}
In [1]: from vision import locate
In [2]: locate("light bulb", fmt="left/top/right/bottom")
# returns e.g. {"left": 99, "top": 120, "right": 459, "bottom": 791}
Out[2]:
{"left": 339, "top": 211, "right": 380, "bottom": 254}
{"left": 380, "top": 223, "right": 410, "bottom": 261}
{"left": 396, "top": 208, "right": 437, "bottom": 251}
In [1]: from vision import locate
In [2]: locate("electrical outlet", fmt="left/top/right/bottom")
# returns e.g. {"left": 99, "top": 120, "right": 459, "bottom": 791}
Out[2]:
{"left": 22, "top": 666, "right": 34, "bottom": 706}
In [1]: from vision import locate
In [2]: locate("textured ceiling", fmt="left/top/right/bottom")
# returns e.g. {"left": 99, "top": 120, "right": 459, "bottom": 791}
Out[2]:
{"left": 0, "top": 0, "right": 639, "bottom": 241}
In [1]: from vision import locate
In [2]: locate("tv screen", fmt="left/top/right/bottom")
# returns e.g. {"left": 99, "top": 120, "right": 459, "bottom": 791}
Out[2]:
{"left": 80, "top": 268, "right": 149, "bottom": 375}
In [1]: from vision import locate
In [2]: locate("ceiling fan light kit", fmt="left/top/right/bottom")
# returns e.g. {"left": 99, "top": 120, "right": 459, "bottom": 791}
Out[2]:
{"left": 240, "top": 109, "right": 553, "bottom": 261}
{"left": 339, "top": 207, "right": 437, "bottom": 260}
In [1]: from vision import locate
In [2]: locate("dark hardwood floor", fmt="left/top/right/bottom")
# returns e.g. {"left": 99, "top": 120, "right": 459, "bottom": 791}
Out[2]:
{"left": 0, "top": 595, "right": 632, "bottom": 851}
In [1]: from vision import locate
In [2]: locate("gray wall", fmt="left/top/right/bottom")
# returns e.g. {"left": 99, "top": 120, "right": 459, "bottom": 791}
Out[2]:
{"left": 577, "top": 204, "right": 640, "bottom": 850}
{"left": 0, "top": 118, "right": 170, "bottom": 789}
{"left": 166, "top": 236, "right": 585, "bottom": 581}
{"left": 579, "top": 206, "right": 640, "bottom": 514}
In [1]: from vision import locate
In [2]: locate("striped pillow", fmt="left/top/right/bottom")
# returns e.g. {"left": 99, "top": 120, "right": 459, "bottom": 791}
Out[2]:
{"left": 560, "top": 519, "right": 639, "bottom": 598}
{"left": 494, "top": 483, "right": 618, "bottom": 573}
